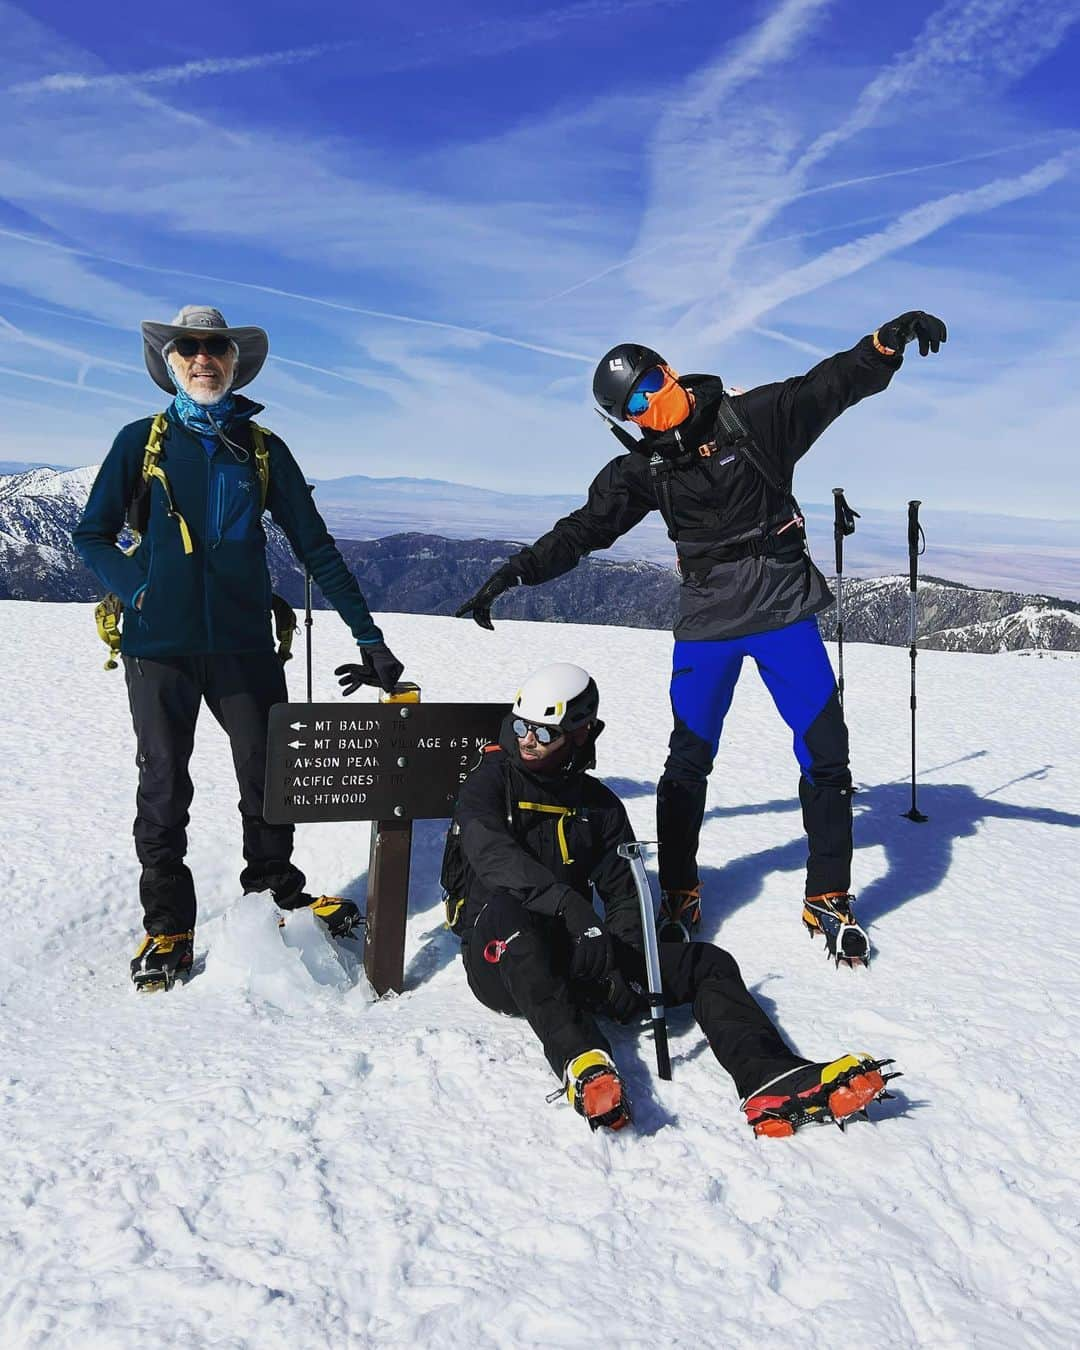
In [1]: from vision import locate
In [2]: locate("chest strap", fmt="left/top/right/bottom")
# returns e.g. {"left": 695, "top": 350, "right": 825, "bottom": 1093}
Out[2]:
{"left": 517, "top": 801, "right": 576, "bottom": 865}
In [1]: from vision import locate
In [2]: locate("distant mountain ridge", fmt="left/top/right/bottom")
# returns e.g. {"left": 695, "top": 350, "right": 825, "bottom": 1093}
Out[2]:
{"left": 0, "top": 465, "right": 1077, "bottom": 653}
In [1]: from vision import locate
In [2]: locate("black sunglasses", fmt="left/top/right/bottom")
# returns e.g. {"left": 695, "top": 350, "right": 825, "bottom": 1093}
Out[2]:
{"left": 172, "top": 336, "right": 233, "bottom": 358}
{"left": 512, "top": 718, "right": 564, "bottom": 745}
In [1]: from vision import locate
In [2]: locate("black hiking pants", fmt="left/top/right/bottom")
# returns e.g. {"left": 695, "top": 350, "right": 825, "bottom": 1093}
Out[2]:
{"left": 123, "top": 652, "right": 305, "bottom": 934}
{"left": 462, "top": 891, "right": 805, "bottom": 1098}
{"left": 658, "top": 619, "right": 853, "bottom": 897}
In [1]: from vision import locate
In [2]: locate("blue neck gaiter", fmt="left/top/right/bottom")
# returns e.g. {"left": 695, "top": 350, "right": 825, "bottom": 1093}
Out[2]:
{"left": 170, "top": 382, "right": 238, "bottom": 436}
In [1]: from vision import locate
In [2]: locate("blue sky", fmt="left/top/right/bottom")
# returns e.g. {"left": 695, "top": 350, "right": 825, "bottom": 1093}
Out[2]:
{"left": 1, "top": 0, "right": 1078, "bottom": 517}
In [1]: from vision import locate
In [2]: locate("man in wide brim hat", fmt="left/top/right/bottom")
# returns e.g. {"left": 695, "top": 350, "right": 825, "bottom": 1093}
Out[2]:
{"left": 140, "top": 305, "right": 269, "bottom": 394}
{"left": 74, "top": 303, "right": 406, "bottom": 992}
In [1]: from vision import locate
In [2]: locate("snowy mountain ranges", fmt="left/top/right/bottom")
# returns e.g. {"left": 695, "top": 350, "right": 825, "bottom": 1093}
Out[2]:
{"left": 1, "top": 464, "right": 1077, "bottom": 653}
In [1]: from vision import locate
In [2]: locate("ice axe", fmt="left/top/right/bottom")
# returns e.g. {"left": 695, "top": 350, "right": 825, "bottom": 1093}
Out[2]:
{"left": 616, "top": 840, "right": 672, "bottom": 1081}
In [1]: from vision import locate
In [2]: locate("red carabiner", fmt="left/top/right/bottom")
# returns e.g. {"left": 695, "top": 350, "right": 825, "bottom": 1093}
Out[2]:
{"left": 483, "top": 939, "right": 508, "bottom": 964}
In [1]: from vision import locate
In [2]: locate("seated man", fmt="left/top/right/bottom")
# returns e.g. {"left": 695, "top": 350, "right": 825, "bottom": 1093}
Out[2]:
{"left": 443, "top": 662, "right": 898, "bottom": 1136}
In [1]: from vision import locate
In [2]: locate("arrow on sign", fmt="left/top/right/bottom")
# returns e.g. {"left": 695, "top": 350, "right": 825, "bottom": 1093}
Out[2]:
{"left": 288, "top": 740, "right": 307, "bottom": 749}
{"left": 290, "top": 722, "right": 309, "bottom": 730}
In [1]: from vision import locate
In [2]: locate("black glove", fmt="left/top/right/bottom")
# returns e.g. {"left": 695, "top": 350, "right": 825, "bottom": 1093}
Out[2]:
{"left": 561, "top": 894, "right": 615, "bottom": 984}
{"left": 334, "top": 642, "right": 405, "bottom": 696}
{"left": 876, "top": 311, "right": 947, "bottom": 358}
{"left": 454, "top": 564, "right": 520, "bottom": 631}
{"left": 603, "top": 970, "right": 646, "bottom": 1024}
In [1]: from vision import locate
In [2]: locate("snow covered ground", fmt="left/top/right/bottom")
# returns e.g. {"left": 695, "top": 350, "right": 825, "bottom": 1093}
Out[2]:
{"left": 1, "top": 600, "right": 1078, "bottom": 1348}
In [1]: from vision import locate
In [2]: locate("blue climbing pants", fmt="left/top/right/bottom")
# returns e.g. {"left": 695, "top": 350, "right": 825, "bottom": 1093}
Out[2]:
{"left": 656, "top": 619, "right": 852, "bottom": 897}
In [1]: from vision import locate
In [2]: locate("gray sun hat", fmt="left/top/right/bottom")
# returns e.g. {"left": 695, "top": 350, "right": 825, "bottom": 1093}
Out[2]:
{"left": 140, "top": 305, "right": 269, "bottom": 394}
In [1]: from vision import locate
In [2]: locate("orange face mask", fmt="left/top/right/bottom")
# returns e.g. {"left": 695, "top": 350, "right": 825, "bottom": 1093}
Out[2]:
{"left": 627, "top": 366, "right": 693, "bottom": 431}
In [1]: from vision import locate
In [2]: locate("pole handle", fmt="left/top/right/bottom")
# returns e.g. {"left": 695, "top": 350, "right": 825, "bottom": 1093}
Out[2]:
{"left": 907, "top": 499, "right": 924, "bottom": 591}
{"left": 832, "top": 487, "right": 859, "bottom": 574}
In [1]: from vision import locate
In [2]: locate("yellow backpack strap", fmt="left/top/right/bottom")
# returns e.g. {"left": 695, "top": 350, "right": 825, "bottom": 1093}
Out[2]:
{"left": 94, "top": 593, "right": 124, "bottom": 670}
{"left": 516, "top": 801, "right": 576, "bottom": 865}
{"left": 142, "top": 413, "right": 194, "bottom": 555}
{"left": 251, "top": 421, "right": 271, "bottom": 511}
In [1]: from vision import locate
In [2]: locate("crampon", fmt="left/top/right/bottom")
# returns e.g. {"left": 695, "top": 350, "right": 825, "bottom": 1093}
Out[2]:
{"left": 130, "top": 930, "right": 194, "bottom": 993}
{"left": 742, "top": 1054, "right": 901, "bottom": 1138}
{"left": 802, "top": 892, "right": 870, "bottom": 968}
{"left": 276, "top": 894, "right": 363, "bottom": 939}
{"left": 549, "top": 1049, "right": 632, "bottom": 1132}
{"left": 657, "top": 885, "right": 702, "bottom": 943}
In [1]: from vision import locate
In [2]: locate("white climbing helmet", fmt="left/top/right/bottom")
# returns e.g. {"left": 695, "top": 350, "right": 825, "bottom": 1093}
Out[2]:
{"left": 513, "top": 663, "right": 599, "bottom": 731}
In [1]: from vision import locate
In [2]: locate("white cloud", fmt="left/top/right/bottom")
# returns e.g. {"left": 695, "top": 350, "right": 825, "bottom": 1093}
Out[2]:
{"left": 681, "top": 153, "right": 1077, "bottom": 344}
{"left": 10, "top": 43, "right": 340, "bottom": 96}
{"left": 705, "top": 0, "right": 1080, "bottom": 281}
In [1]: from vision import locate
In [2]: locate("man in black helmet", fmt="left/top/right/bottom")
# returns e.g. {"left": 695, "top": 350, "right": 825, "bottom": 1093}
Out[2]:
{"left": 455, "top": 313, "right": 947, "bottom": 967}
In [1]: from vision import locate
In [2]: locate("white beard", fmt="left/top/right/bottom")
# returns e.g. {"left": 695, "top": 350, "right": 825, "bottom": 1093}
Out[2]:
{"left": 167, "top": 352, "right": 236, "bottom": 405}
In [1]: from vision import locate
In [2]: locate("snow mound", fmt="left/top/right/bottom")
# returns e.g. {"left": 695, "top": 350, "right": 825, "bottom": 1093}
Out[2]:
{"left": 201, "top": 895, "right": 366, "bottom": 1008}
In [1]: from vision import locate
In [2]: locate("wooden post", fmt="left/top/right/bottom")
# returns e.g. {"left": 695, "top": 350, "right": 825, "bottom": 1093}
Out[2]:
{"left": 363, "top": 683, "right": 421, "bottom": 995}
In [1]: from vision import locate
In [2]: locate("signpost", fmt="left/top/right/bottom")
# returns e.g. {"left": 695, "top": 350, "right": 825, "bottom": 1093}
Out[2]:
{"left": 264, "top": 694, "right": 509, "bottom": 995}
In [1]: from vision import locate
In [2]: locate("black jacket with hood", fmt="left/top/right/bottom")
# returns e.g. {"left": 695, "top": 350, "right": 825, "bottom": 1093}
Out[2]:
{"left": 508, "top": 337, "right": 902, "bottom": 642}
{"left": 449, "top": 715, "right": 642, "bottom": 948}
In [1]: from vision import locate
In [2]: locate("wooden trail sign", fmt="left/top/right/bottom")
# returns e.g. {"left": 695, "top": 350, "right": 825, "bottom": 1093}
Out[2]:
{"left": 264, "top": 693, "right": 508, "bottom": 994}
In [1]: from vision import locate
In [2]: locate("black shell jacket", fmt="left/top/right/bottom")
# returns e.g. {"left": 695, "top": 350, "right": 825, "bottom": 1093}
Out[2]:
{"left": 510, "top": 336, "right": 902, "bottom": 642}
{"left": 451, "top": 717, "right": 642, "bottom": 947}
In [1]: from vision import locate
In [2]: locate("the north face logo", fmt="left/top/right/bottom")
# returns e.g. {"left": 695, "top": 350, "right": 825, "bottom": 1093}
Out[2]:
{"left": 609, "top": 358, "right": 624, "bottom": 371}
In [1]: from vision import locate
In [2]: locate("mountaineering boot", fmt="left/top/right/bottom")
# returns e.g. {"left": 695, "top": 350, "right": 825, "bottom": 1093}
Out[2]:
{"left": 556, "top": 1049, "right": 632, "bottom": 1132}
{"left": 741, "top": 1053, "right": 901, "bottom": 1138}
{"left": 277, "top": 893, "right": 362, "bottom": 939}
{"left": 131, "top": 931, "right": 194, "bottom": 993}
{"left": 657, "top": 884, "right": 702, "bottom": 943}
{"left": 802, "top": 892, "right": 870, "bottom": 968}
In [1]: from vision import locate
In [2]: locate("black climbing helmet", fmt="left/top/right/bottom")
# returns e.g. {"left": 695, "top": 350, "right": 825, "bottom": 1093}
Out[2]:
{"left": 592, "top": 343, "right": 666, "bottom": 421}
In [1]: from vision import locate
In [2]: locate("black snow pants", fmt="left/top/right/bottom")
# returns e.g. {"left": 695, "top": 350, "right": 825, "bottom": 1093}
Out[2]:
{"left": 657, "top": 618, "right": 853, "bottom": 897}
{"left": 123, "top": 652, "right": 305, "bottom": 934}
{"left": 462, "top": 891, "right": 805, "bottom": 1098}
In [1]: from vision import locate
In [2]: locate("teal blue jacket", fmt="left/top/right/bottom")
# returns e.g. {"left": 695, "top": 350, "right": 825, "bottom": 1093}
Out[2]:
{"left": 73, "top": 398, "right": 382, "bottom": 658}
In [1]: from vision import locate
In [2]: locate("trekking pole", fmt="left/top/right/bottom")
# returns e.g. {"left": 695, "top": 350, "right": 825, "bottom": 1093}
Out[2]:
{"left": 304, "top": 482, "right": 315, "bottom": 704}
{"left": 903, "top": 500, "right": 928, "bottom": 822}
{"left": 616, "top": 841, "right": 671, "bottom": 1081}
{"left": 832, "top": 488, "right": 860, "bottom": 709}
{"left": 304, "top": 567, "right": 313, "bottom": 704}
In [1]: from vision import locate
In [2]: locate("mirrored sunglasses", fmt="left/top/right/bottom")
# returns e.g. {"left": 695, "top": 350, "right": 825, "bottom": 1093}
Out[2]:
{"left": 512, "top": 717, "right": 564, "bottom": 744}
{"left": 172, "top": 336, "right": 233, "bottom": 358}
{"left": 625, "top": 366, "right": 667, "bottom": 416}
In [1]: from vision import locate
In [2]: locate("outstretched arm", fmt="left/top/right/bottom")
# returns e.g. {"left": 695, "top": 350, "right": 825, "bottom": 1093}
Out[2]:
{"left": 740, "top": 312, "right": 946, "bottom": 472}
{"left": 455, "top": 454, "right": 655, "bottom": 628}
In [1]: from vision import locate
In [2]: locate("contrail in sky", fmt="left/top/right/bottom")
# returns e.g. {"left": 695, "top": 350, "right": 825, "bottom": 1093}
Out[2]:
{"left": 11, "top": 0, "right": 689, "bottom": 96}
{"left": 0, "top": 228, "right": 593, "bottom": 363}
